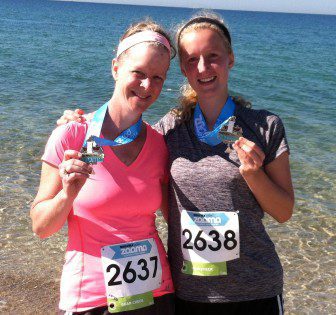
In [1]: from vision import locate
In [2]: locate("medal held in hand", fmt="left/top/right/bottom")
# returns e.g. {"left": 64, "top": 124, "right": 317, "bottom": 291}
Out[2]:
{"left": 80, "top": 137, "right": 104, "bottom": 165}
{"left": 218, "top": 116, "right": 243, "bottom": 153}
{"left": 80, "top": 101, "right": 142, "bottom": 165}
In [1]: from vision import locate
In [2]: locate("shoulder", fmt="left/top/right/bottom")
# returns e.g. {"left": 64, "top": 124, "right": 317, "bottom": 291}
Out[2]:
{"left": 145, "top": 123, "right": 168, "bottom": 163}
{"left": 50, "top": 121, "right": 88, "bottom": 144}
{"left": 237, "top": 105, "right": 289, "bottom": 164}
{"left": 237, "top": 105, "right": 285, "bottom": 139}
{"left": 42, "top": 122, "right": 88, "bottom": 166}
{"left": 153, "top": 110, "right": 183, "bottom": 136}
{"left": 146, "top": 123, "right": 167, "bottom": 148}
{"left": 237, "top": 105, "right": 282, "bottom": 128}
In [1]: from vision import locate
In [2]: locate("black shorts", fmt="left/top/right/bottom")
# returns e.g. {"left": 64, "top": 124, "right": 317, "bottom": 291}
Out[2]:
{"left": 175, "top": 294, "right": 284, "bottom": 315}
{"left": 58, "top": 293, "right": 174, "bottom": 315}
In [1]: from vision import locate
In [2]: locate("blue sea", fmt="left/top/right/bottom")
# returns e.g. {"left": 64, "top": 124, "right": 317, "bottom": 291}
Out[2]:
{"left": 0, "top": 0, "right": 335, "bottom": 313}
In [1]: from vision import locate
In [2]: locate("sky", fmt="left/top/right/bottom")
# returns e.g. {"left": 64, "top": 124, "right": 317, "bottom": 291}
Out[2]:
{"left": 62, "top": 0, "right": 336, "bottom": 15}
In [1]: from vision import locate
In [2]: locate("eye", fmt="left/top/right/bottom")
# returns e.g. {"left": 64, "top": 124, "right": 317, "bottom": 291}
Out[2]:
{"left": 187, "top": 57, "right": 198, "bottom": 64}
{"left": 153, "top": 75, "right": 164, "bottom": 82}
{"left": 209, "top": 53, "right": 218, "bottom": 59}
{"left": 132, "top": 70, "right": 145, "bottom": 78}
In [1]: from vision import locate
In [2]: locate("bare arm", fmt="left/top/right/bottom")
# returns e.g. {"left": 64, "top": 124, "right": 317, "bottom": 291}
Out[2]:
{"left": 233, "top": 138, "right": 294, "bottom": 223}
{"left": 30, "top": 162, "right": 75, "bottom": 238}
{"left": 30, "top": 151, "right": 92, "bottom": 238}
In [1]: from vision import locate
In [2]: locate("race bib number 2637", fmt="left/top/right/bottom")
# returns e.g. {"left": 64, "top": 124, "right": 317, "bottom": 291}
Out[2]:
{"left": 101, "top": 238, "right": 162, "bottom": 313}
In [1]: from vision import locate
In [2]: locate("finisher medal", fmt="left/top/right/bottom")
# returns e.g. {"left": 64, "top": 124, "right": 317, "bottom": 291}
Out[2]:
{"left": 194, "top": 97, "right": 242, "bottom": 153}
{"left": 80, "top": 101, "right": 142, "bottom": 165}
{"left": 80, "top": 137, "right": 104, "bottom": 165}
{"left": 218, "top": 116, "right": 243, "bottom": 153}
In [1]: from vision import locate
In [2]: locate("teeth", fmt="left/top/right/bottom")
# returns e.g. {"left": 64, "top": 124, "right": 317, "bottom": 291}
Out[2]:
{"left": 135, "top": 93, "right": 148, "bottom": 99}
{"left": 199, "top": 77, "right": 215, "bottom": 83}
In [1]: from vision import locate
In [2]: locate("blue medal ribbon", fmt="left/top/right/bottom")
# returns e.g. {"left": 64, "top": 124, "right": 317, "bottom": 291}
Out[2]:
{"left": 83, "top": 101, "right": 142, "bottom": 147}
{"left": 194, "top": 97, "right": 236, "bottom": 146}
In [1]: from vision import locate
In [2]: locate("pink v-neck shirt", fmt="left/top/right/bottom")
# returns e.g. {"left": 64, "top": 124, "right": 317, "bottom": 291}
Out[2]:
{"left": 42, "top": 121, "right": 173, "bottom": 312}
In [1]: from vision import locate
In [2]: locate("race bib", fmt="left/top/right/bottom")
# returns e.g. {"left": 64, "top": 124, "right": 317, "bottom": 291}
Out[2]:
{"left": 101, "top": 238, "right": 162, "bottom": 313}
{"left": 181, "top": 210, "right": 240, "bottom": 276}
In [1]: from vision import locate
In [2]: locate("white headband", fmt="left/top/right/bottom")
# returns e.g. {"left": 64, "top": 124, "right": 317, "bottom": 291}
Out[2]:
{"left": 116, "top": 30, "right": 171, "bottom": 58}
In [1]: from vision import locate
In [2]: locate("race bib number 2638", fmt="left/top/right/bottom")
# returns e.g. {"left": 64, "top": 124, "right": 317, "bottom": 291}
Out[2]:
{"left": 181, "top": 210, "right": 239, "bottom": 276}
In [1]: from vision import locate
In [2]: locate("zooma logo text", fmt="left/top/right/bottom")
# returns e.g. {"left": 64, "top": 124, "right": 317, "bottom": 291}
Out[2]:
{"left": 193, "top": 216, "right": 221, "bottom": 224}
{"left": 121, "top": 245, "right": 147, "bottom": 255}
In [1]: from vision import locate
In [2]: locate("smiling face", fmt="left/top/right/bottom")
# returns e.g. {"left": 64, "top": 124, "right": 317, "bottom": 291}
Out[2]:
{"left": 112, "top": 43, "right": 170, "bottom": 115}
{"left": 179, "top": 28, "right": 234, "bottom": 104}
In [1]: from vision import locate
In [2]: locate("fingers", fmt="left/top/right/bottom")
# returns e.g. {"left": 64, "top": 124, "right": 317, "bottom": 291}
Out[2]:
{"left": 61, "top": 171, "right": 90, "bottom": 196}
{"left": 56, "top": 117, "right": 68, "bottom": 126}
{"left": 63, "top": 172, "right": 90, "bottom": 183}
{"left": 63, "top": 109, "right": 75, "bottom": 116}
{"left": 60, "top": 159, "right": 92, "bottom": 174}
{"left": 63, "top": 150, "right": 82, "bottom": 161}
{"left": 235, "top": 138, "right": 265, "bottom": 163}
{"left": 63, "top": 162, "right": 92, "bottom": 175}
{"left": 65, "top": 109, "right": 85, "bottom": 123}
{"left": 237, "top": 144, "right": 263, "bottom": 167}
{"left": 56, "top": 109, "right": 86, "bottom": 126}
{"left": 60, "top": 150, "right": 93, "bottom": 179}
{"left": 233, "top": 138, "right": 265, "bottom": 170}
{"left": 233, "top": 142, "right": 256, "bottom": 167}
{"left": 75, "top": 108, "right": 85, "bottom": 115}
{"left": 59, "top": 163, "right": 92, "bottom": 180}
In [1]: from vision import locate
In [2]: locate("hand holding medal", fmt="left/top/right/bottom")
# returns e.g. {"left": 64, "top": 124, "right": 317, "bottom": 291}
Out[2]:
{"left": 232, "top": 138, "right": 265, "bottom": 176}
{"left": 59, "top": 149, "right": 93, "bottom": 198}
{"left": 79, "top": 101, "right": 141, "bottom": 166}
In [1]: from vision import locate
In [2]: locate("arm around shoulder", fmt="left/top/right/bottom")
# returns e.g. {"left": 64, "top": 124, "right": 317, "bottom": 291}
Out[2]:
{"left": 153, "top": 110, "right": 181, "bottom": 136}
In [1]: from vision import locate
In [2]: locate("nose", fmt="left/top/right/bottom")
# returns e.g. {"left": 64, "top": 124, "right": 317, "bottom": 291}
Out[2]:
{"left": 197, "top": 56, "right": 207, "bottom": 73}
{"left": 140, "top": 78, "right": 151, "bottom": 90}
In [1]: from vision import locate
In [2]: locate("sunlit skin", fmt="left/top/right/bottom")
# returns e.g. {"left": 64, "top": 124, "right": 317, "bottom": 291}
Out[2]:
{"left": 31, "top": 43, "right": 171, "bottom": 238}
{"left": 112, "top": 43, "right": 170, "bottom": 119}
{"left": 179, "top": 27, "right": 294, "bottom": 223}
{"left": 55, "top": 28, "right": 294, "bottom": 223}
{"left": 57, "top": 45, "right": 170, "bottom": 131}
{"left": 100, "top": 43, "right": 170, "bottom": 144}
{"left": 179, "top": 28, "right": 234, "bottom": 123}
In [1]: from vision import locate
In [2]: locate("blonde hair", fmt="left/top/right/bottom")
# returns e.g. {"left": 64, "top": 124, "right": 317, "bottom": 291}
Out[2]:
{"left": 172, "top": 11, "right": 250, "bottom": 121}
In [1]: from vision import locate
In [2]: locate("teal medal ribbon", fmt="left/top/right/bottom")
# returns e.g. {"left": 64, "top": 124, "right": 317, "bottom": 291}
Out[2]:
{"left": 84, "top": 101, "right": 142, "bottom": 147}
{"left": 194, "top": 97, "right": 236, "bottom": 146}
{"left": 81, "top": 101, "right": 142, "bottom": 164}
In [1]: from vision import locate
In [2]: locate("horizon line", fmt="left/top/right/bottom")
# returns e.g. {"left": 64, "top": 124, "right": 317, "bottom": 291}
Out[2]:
{"left": 55, "top": 0, "right": 336, "bottom": 16}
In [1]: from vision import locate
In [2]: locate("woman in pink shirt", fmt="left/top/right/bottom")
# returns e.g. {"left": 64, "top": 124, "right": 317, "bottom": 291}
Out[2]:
{"left": 31, "top": 20, "right": 175, "bottom": 315}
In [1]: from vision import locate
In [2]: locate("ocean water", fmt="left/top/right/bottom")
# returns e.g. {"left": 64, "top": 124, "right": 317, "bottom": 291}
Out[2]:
{"left": 0, "top": 0, "right": 335, "bottom": 313}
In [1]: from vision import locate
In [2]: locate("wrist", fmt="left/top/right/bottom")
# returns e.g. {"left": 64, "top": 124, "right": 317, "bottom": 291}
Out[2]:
{"left": 239, "top": 167, "right": 264, "bottom": 181}
{"left": 58, "top": 189, "right": 77, "bottom": 204}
